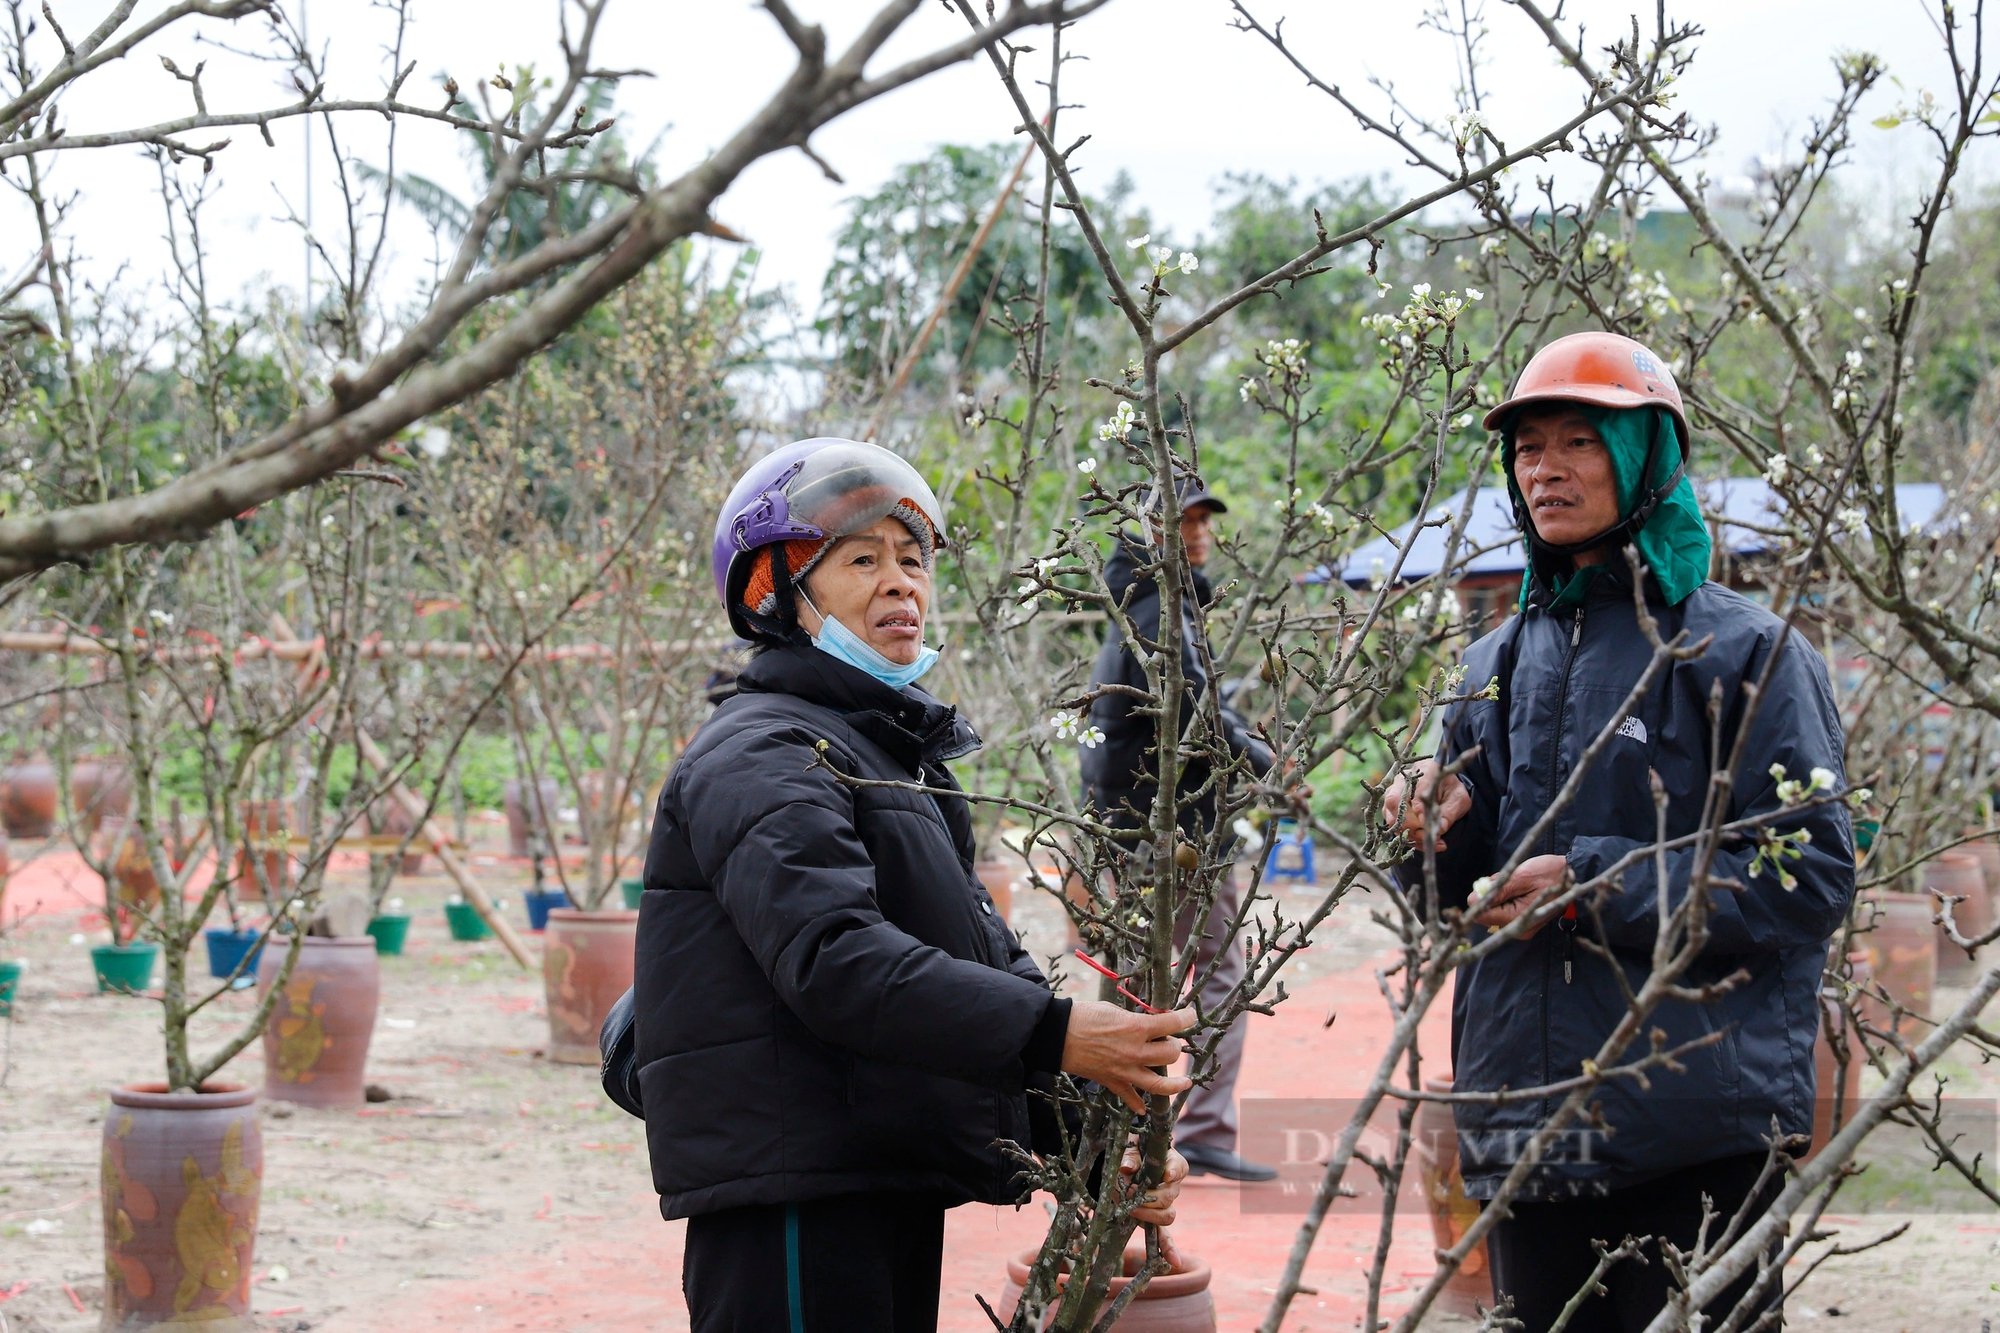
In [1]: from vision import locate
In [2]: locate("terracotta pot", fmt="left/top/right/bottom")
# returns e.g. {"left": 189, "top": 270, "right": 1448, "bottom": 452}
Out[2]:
{"left": 996, "top": 1245, "right": 1215, "bottom": 1332}
{"left": 503, "top": 777, "right": 561, "bottom": 859}
{"left": 101, "top": 1082, "right": 262, "bottom": 1332}
{"left": 1965, "top": 837, "right": 2000, "bottom": 926}
{"left": 236, "top": 801, "right": 291, "bottom": 903}
{"left": 1809, "top": 951, "right": 1871, "bottom": 1162}
{"left": 1410, "top": 1077, "right": 1494, "bottom": 1316}
{"left": 0, "top": 757, "right": 57, "bottom": 839}
{"left": 373, "top": 799, "right": 426, "bottom": 877}
{"left": 1924, "top": 850, "right": 1990, "bottom": 980}
{"left": 100, "top": 819, "right": 162, "bottom": 913}
{"left": 1861, "top": 892, "right": 1937, "bottom": 1021}
{"left": 73, "top": 757, "right": 134, "bottom": 835}
{"left": 975, "top": 858, "right": 1015, "bottom": 922}
{"left": 256, "top": 935, "right": 380, "bottom": 1108}
{"left": 542, "top": 908, "right": 637, "bottom": 1065}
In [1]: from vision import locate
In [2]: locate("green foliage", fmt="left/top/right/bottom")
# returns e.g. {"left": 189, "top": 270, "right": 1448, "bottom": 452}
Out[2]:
{"left": 818, "top": 142, "right": 1125, "bottom": 395}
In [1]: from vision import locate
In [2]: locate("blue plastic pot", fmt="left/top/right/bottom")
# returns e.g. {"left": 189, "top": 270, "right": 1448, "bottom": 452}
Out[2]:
{"left": 204, "top": 926, "right": 265, "bottom": 989}
{"left": 521, "top": 887, "right": 572, "bottom": 932}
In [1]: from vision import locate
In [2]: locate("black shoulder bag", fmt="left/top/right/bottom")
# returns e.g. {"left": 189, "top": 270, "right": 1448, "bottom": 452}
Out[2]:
{"left": 599, "top": 985, "right": 643, "bottom": 1119}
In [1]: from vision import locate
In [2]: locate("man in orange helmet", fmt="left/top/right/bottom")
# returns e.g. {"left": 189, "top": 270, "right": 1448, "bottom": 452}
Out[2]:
{"left": 1384, "top": 332, "right": 1854, "bottom": 1330}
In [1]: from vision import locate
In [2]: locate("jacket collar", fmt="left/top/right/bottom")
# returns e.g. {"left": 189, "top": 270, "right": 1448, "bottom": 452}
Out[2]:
{"left": 1109, "top": 532, "right": 1216, "bottom": 605}
{"left": 737, "top": 644, "right": 981, "bottom": 771}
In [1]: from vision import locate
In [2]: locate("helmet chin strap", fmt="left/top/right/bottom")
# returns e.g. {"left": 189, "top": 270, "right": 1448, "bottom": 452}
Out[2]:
{"left": 1515, "top": 409, "right": 1685, "bottom": 559}
{"left": 743, "top": 541, "right": 817, "bottom": 646}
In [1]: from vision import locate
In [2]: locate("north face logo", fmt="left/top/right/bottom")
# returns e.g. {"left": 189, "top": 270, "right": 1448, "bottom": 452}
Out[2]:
{"left": 1616, "top": 716, "right": 1648, "bottom": 744}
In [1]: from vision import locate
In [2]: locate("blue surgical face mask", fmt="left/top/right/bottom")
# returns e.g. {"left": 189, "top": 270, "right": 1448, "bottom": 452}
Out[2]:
{"left": 800, "top": 593, "right": 940, "bottom": 690}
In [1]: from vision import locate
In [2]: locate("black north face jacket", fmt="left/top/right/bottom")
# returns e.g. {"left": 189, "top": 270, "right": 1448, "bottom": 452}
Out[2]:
{"left": 1411, "top": 574, "right": 1855, "bottom": 1198}
{"left": 632, "top": 646, "right": 1069, "bottom": 1220}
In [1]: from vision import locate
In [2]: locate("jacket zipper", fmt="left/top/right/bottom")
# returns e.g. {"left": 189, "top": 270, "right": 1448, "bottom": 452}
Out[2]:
{"left": 1541, "top": 606, "right": 1587, "bottom": 1116}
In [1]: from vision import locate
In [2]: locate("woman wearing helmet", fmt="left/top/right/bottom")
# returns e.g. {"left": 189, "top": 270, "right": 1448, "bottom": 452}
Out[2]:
{"left": 1383, "top": 335, "right": 1854, "bottom": 1329}
{"left": 633, "top": 438, "right": 1193, "bottom": 1331}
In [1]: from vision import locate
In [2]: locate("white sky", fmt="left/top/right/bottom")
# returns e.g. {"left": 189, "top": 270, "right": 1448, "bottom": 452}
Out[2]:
{"left": 7, "top": 0, "right": 1990, "bottom": 331}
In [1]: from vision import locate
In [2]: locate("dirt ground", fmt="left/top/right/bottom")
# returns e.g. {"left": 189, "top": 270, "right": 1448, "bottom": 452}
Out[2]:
{"left": 2, "top": 831, "right": 1997, "bottom": 1331}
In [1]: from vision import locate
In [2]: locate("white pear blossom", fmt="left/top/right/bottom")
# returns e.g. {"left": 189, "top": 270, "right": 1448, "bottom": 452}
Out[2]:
{"left": 1176, "top": 252, "right": 1200, "bottom": 275}
{"left": 1095, "top": 402, "right": 1138, "bottom": 443}
{"left": 1078, "top": 457, "right": 1099, "bottom": 474}
{"left": 1050, "top": 713, "right": 1080, "bottom": 740}
{"left": 417, "top": 425, "right": 451, "bottom": 459}
{"left": 1077, "top": 725, "right": 1106, "bottom": 750}
{"left": 1126, "top": 234, "right": 1151, "bottom": 251}
{"left": 1763, "top": 455, "right": 1790, "bottom": 485}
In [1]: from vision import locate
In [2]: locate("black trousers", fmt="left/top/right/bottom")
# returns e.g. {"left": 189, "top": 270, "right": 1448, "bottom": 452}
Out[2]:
{"left": 1486, "top": 1153, "right": 1786, "bottom": 1332}
{"left": 682, "top": 1191, "right": 947, "bottom": 1333}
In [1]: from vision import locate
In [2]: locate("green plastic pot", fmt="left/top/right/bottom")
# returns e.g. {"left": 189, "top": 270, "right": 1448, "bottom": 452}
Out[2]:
{"left": 443, "top": 901, "right": 492, "bottom": 942}
{"left": 92, "top": 941, "right": 160, "bottom": 995}
{"left": 0, "top": 959, "right": 23, "bottom": 1013}
{"left": 620, "top": 878, "right": 645, "bottom": 910}
{"left": 366, "top": 913, "right": 412, "bottom": 956}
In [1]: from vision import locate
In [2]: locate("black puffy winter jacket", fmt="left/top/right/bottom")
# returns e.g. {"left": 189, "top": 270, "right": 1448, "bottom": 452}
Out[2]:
{"left": 1080, "top": 539, "right": 1273, "bottom": 833}
{"left": 1411, "top": 574, "right": 1855, "bottom": 1198}
{"left": 633, "top": 645, "right": 1070, "bottom": 1220}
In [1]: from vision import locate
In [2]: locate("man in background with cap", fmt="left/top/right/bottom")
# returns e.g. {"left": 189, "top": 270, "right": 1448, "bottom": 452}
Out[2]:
{"left": 1081, "top": 478, "right": 1279, "bottom": 1182}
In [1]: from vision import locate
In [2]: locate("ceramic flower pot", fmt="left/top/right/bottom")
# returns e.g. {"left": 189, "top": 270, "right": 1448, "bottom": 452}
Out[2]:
{"left": 1410, "top": 1077, "right": 1494, "bottom": 1316}
{"left": 974, "top": 858, "right": 1015, "bottom": 922}
{"left": 0, "top": 756, "right": 56, "bottom": 839}
{"left": 373, "top": 798, "right": 427, "bottom": 877}
{"left": 542, "top": 908, "right": 637, "bottom": 1065}
{"left": 236, "top": 801, "right": 292, "bottom": 904}
{"left": 100, "top": 819, "right": 163, "bottom": 914}
{"left": 502, "top": 777, "right": 561, "bottom": 860}
{"left": 1924, "top": 850, "right": 1990, "bottom": 980}
{"left": 256, "top": 935, "right": 380, "bottom": 1108}
{"left": 1862, "top": 891, "right": 1938, "bottom": 1022}
{"left": 101, "top": 1081, "right": 263, "bottom": 1332}
{"left": 1809, "top": 950, "right": 1871, "bottom": 1161}
{"left": 995, "top": 1244, "right": 1216, "bottom": 1332}
{"left": 72, "top": 757, "right": 134, "bottom": 836}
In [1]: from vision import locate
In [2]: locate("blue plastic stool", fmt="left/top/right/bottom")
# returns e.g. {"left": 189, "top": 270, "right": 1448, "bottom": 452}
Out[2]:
{"left": 1264, "top": 818, "right": 1316, "bottom": 884}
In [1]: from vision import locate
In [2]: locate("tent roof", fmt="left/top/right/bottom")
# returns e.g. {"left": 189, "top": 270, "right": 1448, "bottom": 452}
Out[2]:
{"left": 1310, "top": 477, "right": 1949, "bottom": 588}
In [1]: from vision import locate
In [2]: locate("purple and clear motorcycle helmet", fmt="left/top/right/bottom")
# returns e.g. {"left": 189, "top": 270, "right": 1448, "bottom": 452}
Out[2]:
{"left": 711, "top": 437, "right": 947, "bottom": 643}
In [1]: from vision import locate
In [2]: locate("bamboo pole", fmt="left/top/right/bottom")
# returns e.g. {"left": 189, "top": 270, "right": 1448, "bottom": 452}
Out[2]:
{"left": 0, "top": 610, "right": 1098, "bottom": 664}
{"left": 861, "top": 130, "right": 1041, "bottom": 443}
{"left": 353, "top": 725, "right": 534, "bottom": 969}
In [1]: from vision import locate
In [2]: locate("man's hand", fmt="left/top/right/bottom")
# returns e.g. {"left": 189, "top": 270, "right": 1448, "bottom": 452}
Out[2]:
{"left": 1470, "top": 854, "right": 1571, "bottom": 939}
{"left": 1121, "top": 1145, "right": 1189, "bottom": 1228}
{"left": 1060, "top": 1002, "right": 1196, "bottom": 1114}
{"left": 1382, "top": 759, "right": 1472, "bottom": 852}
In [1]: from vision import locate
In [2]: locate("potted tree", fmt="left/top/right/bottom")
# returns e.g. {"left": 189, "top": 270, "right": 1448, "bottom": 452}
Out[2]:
{"left": 425, "top": 265, "right": 745, "bottom": 1063}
